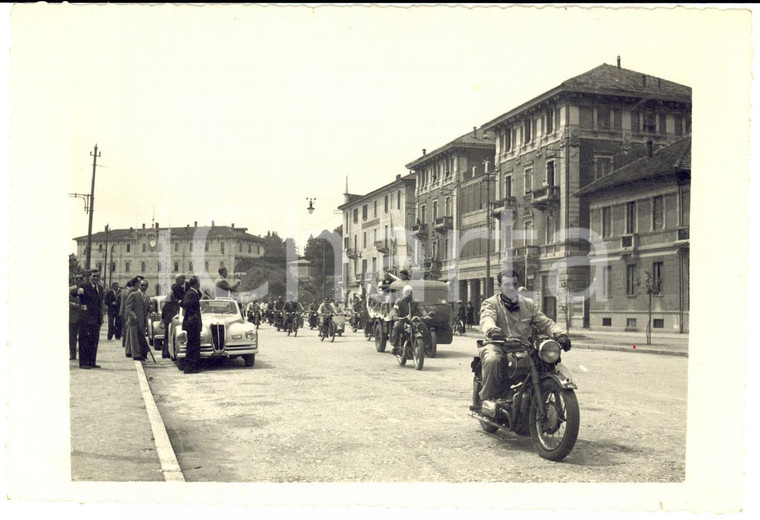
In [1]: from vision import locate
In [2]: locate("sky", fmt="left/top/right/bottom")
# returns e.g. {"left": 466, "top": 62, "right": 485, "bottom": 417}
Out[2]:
{"left": 6, "top": 3, "right": 722, "bottom": 255}
{"left": 4, "top": 3, "right": 760, "bottom": 513}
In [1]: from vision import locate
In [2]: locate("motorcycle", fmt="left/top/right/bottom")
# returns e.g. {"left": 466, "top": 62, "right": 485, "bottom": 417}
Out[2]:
{"left": 274, "top": 310, "right": 285, "bottom": 331}
{"left": 350, "top": 311, "right": 363, "bottom": 333}
{"left": 308, "top": 311, "right": 318, "bottom": 329}
{"left": 394, "top": 316, "right": 426, "bottom": 370}
{"left": 247, "top": 308, "right": 261, "bottom": 329}
{"left": 470, "top": 336, "right": 580, "bottom": 462}
{"left": 284, "top": 311, "right": 299, "bottom": 336}
{"left": 319, "top": 313, "right": 336, "bottom": 342}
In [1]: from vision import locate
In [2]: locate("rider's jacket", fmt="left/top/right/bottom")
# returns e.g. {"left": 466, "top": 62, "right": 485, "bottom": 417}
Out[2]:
{"left": 274, "top": 299, "right": 285, "bottom": 311}
{"left": 479, "top": 294, "right": 564, "bottom": 340}
{"left": 284, "top": 301, "right": 303, "bottom": 313}
{"left": 392, "top": 296, "right": 427, "bottom": 320}
{"left": 308, "top": 303, "right": 318, "bottom": 312}
{"left": 317, "top": 302, "right": 336, "bottom": 315}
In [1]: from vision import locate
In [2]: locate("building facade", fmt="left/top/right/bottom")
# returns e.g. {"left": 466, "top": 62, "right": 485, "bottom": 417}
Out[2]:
{"left": 339, "top": 174, "right": 417, "bottom": 296}
{"left": 481, "top": 62, "right": 692, "bottom": 328}
{"left": 575, "top": 136, "right": 690, "bottom": 333}
{"left": 404, "top": 128, "right": 495, "bottom": 304}
{"left": 74, "top": 221, "right": 265, "bottom": 296}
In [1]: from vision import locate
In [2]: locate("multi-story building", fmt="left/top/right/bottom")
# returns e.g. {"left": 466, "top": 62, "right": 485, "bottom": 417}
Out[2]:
{"left": 74, "top": 221, "right": 265, "bottom": 295}
{"left": 575, "top": 136, "right": 690, "bottom": 333}
{"left": 404, "top": 128, "right": 495, "bottom": 303}
{"left": 338, "top": 174, "right": 416, "bottom": 297}
{"left": 480, "top": 61, "right": 692, "bottom": 328}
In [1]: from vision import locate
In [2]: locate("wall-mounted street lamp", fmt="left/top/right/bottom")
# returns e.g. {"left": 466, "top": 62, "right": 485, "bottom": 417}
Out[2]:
{"left": 306, "top": 197, "right": 316, "bottom": 214}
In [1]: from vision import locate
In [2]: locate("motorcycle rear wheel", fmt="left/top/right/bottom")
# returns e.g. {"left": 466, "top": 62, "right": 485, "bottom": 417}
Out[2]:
{"left": 412, "top": 336, "right": 425, "bottom": 370}
{"left": 528, "top": 379, "right": 580, "bottom": 462}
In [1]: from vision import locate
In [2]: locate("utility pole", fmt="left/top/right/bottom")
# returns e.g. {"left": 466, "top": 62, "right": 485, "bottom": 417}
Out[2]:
{"left": 103, "top": 224, "right": 110, "bottom": 286}
{"left": 483, "top": 160, "right": 494, "bottom": 298}
{"left": 85, "top": 144, "right": 101, "bottom": 271}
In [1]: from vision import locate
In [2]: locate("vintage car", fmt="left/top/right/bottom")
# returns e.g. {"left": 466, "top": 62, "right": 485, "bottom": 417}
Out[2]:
{"left": 167, "top": 297, "right": 258, "bottom": 370}
{"left": 147, "top": 295, "right": 167, "bottom": 349}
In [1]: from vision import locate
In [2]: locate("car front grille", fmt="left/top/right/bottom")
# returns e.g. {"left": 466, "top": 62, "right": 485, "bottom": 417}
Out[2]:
{"left": 210, "top": 324, "right": 225, "bottom": 351}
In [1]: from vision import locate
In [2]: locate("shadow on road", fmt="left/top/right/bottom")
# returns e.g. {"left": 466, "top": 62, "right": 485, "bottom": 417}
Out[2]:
{"left": 560, "top": 438, "right": 642, "bottom": 467}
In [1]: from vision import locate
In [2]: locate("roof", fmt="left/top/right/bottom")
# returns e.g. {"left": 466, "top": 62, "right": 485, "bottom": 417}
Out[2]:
{"left": 337, "top": 173, "right": 416, "bottom": 210}
{"left": 575, "top": 136, "right": 691, "bottom": 197}
{"left": 405, "top": 128, "right": 495, "bottom": 169}
{"left": 73, "top": 225, "right": 265, "bottom": 243}
{"left": 483, "top": 63, "right": 692, "bottom": 130}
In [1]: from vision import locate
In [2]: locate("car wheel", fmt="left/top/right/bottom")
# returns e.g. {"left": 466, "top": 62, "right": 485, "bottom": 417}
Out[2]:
{"left": 176, "top": 356, "right": 185, "bottom": 371}
{"left": 243, "top": 354, "right": 255, "bottom": 367}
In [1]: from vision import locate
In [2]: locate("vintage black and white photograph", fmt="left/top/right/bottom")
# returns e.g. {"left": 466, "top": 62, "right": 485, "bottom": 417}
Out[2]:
{"left": 3, "top": 3, "right": 756, "bottom": 516}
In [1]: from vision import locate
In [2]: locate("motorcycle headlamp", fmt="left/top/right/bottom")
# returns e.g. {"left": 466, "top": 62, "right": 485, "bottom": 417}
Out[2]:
{"left": 537, "top": 339, "right": 561, "bottom": 364}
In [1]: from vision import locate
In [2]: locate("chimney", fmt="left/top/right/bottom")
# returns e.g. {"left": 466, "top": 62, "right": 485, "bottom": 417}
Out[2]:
{"left": 642, "top": 74, "right": 647, "bottom": 86}
{"left": 129, "top": 227, "right": 133, "bottom": 232}
{"left": 155, "top": 222, "right": 159, "bottom": 229}
{"left": 142, "top": 223, "right": 145, "bottom": 229}
{"left": 422, "top": 148, "right": 426, "bottom": 156}
{"left": 646, "top": 140, "right": 654, "bottom": 158}
{"left": 617, "top": 56, "right": 621, "bottom": 68}
{"left": 473, "top": 126, "right": 477, "bottom": 137}
{"left": 212, "top": 220, "right": 215, "bottom": 227}
{"left": 194, "top": 221, "right": 197, "bottom": 227}
{"left": 231, "top": 223, "right": 235, "bottom": 228}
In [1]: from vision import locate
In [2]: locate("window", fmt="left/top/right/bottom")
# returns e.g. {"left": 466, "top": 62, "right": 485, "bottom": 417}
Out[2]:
{"left": 545, "top": 215, "right": 554, "bottom": 243}
{"left": 595, "top": 155, "right": 614, "bottom": 180}
{"left": 384, "top": 226, "right": 388, "bottom": 243}
{"left": 397, "top": 191, "right": 401, "bottom": 210}
{"left": 625, "top": 201, "right": 637, "bottom": 234}
{"left": 652, "top": 261, "right": 663, "bottom": 295}
{"left": 432, "top": 201, "right": 438, "bottom": 221}
{"left": 125, "top": 261, "right": 130, "bottom": 273}
{"left": 545, "top": 109, "right": 554, "bottom": 134}
{"left": 204, "top": 261, "right": 209, "bottom": 272}
{"left": 353, "top": 235, "right": 357, "bottom": 251}
{"left": 580, "top": 106, "right": 594, "bottom": 129}
{"left": 362, "top": 204, "right": 368, "bottom": 221}
{"left": 204, "top": 241, "right": 209, "bottom": 252}
{"left": 362, "top": 232, "right": 367, "bottom": 248}
{"left": 353, "top": 208, "right": 359, "bottom": 223}
{"left": 546, "top": 161, "right": 555, "bottom": 187}
{"left": 524, "top": 168, "right": 533, "bottom": 194}
{"left": 504, "top": 127, "right": 512, "bottom": 151}
{"left": 126, "top": 244, "right": 131, "bottom": 252}
{"left": 142, "top": 243, "right": 147, "bottom": 253}
{"left": 373, "top": 200, "right": 377, "bottom": 218}
{"left": 190, "top": 242, "right": 193, "bottom": 252}
{"left": 421, "top": 205, "right": 426, "bottom": 224}
{"left": 652, "top": 196, "right": 664, "bottom": 230}
{"left": 602, "top": 207, "right": 612, "bottom": 238}
{"left": 220, "top": 242, "right": 225, "bottom": 254}
{"left": 613, "top": 108, "right": 623, "bottom": 131}
{"left": 626, "top": 264, "right": 637, "bottom": 295}
{"left": 603, "top": 265, "right": 612, "bottom": 299}
{"left": 189, "top": 261, "right": 193, "bottom": 272}
{"left": 524, "top": 220, "right": 534, "bottom": 246}
{"left": 626, "top": 318, "right": 637, "bottom": 329}
{"left": 653, "top": 319, "right": 665, "bottom": 329}
{"left": 658, "top": 114, "right": 667, "bottom": 135}
{"left": 248, "top": 244, "right": 252, "bottom": 253}
{"left": 505, "top": 175, "right": 513, "bottom": 198}
{"left": 361, "top": 259, "right": 367, "bottom": 274}
{"left": 602, "top": 318, "right": 612, "bottom": 327}
{"left": 631, "top": 110, "right": 640, "bottom": 133}
{"left": 98, "top": 244, "right": 102, "bottom": 252}
{"left": 597, "top": 105, "right": 610, "bottom": 129}
{"left": 372, "top": 257, "right": 377, "bottom": 277}
{"left": 175, "top": 242, "right": 179, "bottom": 252}
{"left": 141, "top": 261, "right": 146, "bottom": 273}
{"left": 239, "top": 242, "right": 242, "bottom": 252}
{"left": 373, "top": 229, "right": 377, "bottom": 243}
{"left": 643, "top": 110, "right": 656, "bottom": 133}
{"left": 445, "top": 196, "right": 451, "bottom": 216}
{"left": 174, "top": 262, "right": 179, "bottom": 272}
{"left": 157, "top": 262, "right": 162, "bottom": 273}
{"left": 674, "top": 115, "right": 683, "bottom": 136}
{"left": 384, "top": 195, "right": 389, "bottom": 213}
{"left": 524, "top": 118, "right": 532, "bottom": 143}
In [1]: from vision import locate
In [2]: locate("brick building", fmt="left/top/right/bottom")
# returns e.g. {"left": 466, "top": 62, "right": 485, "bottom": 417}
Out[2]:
{"left": 575, "top": 136, "right": 690, "bottom": 333}
{"left": 74, "top": 222, "right": 265, "bottom": 296}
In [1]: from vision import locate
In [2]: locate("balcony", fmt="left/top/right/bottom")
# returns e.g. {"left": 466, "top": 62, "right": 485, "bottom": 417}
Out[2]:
{"left": 346, "top": 248, "right": 360, "bottom": 260}
{"left": 530, "top": 185, "right": 561, "bottom": 209}
{"left": 433, "top": 216, "right": 453, "bottom": 233}
{"left": 412, "top": 222, "right": 428, "bottom": 237}
{"left": 676, "top": 226, "right": 690, "bottom": 241}
{"left": 492, "top": 196, "right": 517, "bottom": 221}
{"left": 375, "top": 240, "right": 389, "bottom": 254}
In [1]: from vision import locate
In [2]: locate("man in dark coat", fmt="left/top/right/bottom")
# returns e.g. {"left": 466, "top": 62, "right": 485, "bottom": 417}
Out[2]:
{"left": 105, "top": 282, "right": 121, "bottom": 340}
{"left": 180, "top": 275, "right": 202, "bottom": 374}
{"left": 161, "top": 273, "right": 186, "bottom": 358}
{"left": 76, "top": 269, "right": 105, "bottom": 369}
{"left": 69, "top": 273, "right": 84, "bottom": 360}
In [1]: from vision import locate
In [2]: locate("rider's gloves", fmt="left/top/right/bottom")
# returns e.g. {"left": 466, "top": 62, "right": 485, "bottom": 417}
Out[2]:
{"left": 486, "top": 328, "right": 506, "bottom": 342}
{"left": 555, "top": 334, "right": 572, "bottom": 351}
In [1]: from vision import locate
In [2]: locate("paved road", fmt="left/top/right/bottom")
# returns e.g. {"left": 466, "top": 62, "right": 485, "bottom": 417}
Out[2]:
{"left": 144, "top": 324, "right": 687, "bottom": 482}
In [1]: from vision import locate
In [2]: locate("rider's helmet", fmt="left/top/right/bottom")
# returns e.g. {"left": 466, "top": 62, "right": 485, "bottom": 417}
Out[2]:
{"left": 402, "top": 285, "right": 413, "bottom": 298}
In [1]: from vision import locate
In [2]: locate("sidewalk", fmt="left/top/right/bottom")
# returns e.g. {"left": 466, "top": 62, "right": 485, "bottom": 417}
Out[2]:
{"left": 69, "top": 333, "right": 165, "bottom": 481}
{"left": 471, "top": 326, "right": 689, "bottom": 357}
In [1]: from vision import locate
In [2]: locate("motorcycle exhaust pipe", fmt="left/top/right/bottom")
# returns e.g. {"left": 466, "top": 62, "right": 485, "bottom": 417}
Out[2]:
{"left": 470, "top": 412, "right": 508, "bottom": 431}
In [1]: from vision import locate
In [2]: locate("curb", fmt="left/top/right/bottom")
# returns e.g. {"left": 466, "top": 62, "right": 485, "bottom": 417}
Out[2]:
{"left": 134, "top": 360, "right": 185, "bottom": 482}
{"left": 571, "top": 342, "right": 688, "bottom": 357}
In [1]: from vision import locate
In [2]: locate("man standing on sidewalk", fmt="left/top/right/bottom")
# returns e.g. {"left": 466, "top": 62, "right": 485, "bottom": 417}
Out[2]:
{"left": 126, "top": 278, "right": 151, "bottom": 361}
{"left": 105, "top": 282, "right": 121, "bottom": 340}
{"left": 181, "top": 275, "right": 202, "bottom": 374}
{"left": 76, "top": 269, "right": 105, "bottom": 369}
{"left": 69, "top": 273, "right": 83, "bottom": 361}
{"left": 161, "top": 273, "right": 186, "bottom": 358}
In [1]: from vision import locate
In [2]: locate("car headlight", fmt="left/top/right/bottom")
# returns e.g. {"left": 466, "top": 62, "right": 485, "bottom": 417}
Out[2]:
{"left": 245, "top": 329, "right": 256, "bottom": 341}
{"left": 538, "top": 339, "right": 561, "bottom": 364}
{"left": 177, "top": 331, "right": 187, "bottom": 346}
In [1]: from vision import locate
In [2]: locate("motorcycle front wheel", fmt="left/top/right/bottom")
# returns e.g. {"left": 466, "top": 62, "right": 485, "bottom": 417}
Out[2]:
{"left": 374, "top": 323, "right": 387, "bottom": 352}
{"left": 427, "top": 330, "right": 437, "bottom": 358}
{"left": 528, "top": 379, "right": 580, "bottom": 462}
{"left": 397, "top": 339, "right": 408, "bottom": 366}
{"left": 412, "top": 336, "right": 425, "bottom": 370}
{"left": 329, "top": 323, "right": 336, "bottom": 342}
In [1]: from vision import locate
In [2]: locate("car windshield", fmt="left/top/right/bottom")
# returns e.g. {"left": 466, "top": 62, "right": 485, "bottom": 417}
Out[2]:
{"left": 200, "top": 300, "right": 239, "bottom": 315}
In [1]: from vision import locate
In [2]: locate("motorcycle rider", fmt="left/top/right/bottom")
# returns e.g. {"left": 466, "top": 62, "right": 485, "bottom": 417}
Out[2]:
{"left": 283, "top": 298, "right": 304, "bottom": 330}
{"left": 389, "top": 285, "right": 431, "bottom": 356}
{"left": 317, "top": 297, "right": 336, "bottom": 336}
{"left": 475, "top": 269, "right": 571, "bottom": 408}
